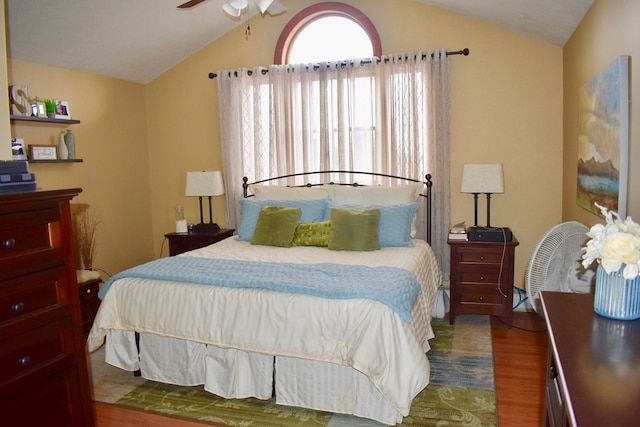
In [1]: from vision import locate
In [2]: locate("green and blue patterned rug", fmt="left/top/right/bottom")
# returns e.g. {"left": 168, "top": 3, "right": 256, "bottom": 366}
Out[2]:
{"left": 90, "top": 315, "right": 496, "bottom": 426}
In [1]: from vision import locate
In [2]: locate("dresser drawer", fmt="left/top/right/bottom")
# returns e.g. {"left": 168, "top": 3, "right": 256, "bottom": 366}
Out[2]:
{"left": 458, "top": 284, "right": 505, "bottom": 305}
{"left": 455, "top": 246, "right": 504, "bottom": 264}
{"left": 0, "top": 317, "right": 74, "bottom": 382}
{"left": 0, "top": 268, "right": 69, "bottom": 325}
{"left": 0, "top": 208, "right": 66, "bottom": 281}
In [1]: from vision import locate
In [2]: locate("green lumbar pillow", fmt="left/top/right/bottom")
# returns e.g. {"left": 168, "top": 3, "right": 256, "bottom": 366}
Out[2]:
{"left": 292, "top": 220, "right": 332, "bottom": 247}
{"left": 251, "top": 206, "right": 302, "bottom": 247}
{"left": 328, "top": 207, "right": 380, "bottom": 251}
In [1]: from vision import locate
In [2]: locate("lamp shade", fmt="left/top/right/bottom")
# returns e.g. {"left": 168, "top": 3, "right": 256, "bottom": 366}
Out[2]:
{"left": 185, "top": 171, "right": 225, "bottom": 197}
{"left": 460, "top": 164, "right": 504, "bottom": 194}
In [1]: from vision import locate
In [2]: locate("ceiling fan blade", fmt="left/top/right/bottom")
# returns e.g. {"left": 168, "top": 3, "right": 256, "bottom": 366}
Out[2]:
{"left": 254, "top": 0, "right": 274, "bottom": 14}
{"left": 177, "top": 0, "right": 206, "bottom": 9}
{"left": 265, "top": 0, "right": 286, "bottom": 15}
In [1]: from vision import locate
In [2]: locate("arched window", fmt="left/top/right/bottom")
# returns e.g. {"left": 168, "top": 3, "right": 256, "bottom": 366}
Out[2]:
{"left": 274, "top": 2, "right": 381, "bottom": 64}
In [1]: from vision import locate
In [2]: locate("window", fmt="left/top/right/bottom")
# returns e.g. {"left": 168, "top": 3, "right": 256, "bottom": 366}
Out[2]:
{"left": 274, "top": 2, "right": 381, "bottom": 64}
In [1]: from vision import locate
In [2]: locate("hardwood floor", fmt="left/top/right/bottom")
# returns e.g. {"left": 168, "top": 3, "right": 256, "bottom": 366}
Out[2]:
{"left": 94, "top": 311, "right": 549, "bottom": 426}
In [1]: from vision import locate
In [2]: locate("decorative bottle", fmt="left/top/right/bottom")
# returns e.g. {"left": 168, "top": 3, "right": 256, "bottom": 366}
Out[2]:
{"left": 64, "top": 129, "right": 76, "bottom": 159}
{"left": 58, "top": 131, "right": 69, "bottom": 159}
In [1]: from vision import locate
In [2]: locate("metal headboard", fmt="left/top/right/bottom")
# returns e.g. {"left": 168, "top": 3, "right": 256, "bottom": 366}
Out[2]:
{"left": 242, "top": 171, "right": 433, "bottom": 244}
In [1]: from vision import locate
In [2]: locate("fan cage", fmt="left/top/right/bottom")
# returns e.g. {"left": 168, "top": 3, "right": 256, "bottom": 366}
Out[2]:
{"left": 525, "top": 221, "right": 589, "bottom": 312}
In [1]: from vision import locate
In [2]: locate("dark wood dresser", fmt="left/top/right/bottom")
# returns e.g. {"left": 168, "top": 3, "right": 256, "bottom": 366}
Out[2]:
{"left": 448, "top": 236, "right": 519, "bottom": 327}
{"left": 541, "top": 291, "right": 640, "bottom": 427}
{"left": 0, "top": 189, "right": 95, "bottom": 426}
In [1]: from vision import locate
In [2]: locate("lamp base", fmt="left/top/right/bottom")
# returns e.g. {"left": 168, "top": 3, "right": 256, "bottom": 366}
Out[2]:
{"left": 468, "top": 226, "right": 512, "bottom": 242}
{"left": 192, "top": 222, "right": 221, "bottom": 233}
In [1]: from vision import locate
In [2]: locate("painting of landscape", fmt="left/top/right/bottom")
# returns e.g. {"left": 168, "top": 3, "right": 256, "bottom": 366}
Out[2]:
{"left": 577, "top": 55, "right": 629, "bottom": 217}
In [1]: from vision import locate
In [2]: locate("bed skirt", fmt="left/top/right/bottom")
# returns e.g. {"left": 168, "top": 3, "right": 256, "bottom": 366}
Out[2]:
{"left": 104, "top": 330, "right": 405, "bottom": 425}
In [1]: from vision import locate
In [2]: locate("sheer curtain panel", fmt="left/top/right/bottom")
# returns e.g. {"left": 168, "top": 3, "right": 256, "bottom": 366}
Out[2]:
{"left": 217, "top": 50, "right": 451, "bottom": 276}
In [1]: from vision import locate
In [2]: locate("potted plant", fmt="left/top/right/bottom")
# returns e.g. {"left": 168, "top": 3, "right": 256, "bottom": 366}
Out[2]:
{"left": 43, "top": 99, "right": 57, "bottom": 118}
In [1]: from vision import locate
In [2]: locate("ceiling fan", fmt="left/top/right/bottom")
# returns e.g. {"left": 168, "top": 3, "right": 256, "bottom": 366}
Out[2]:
{"left": 178, "top": 0, "right": 287, "bottom": 17}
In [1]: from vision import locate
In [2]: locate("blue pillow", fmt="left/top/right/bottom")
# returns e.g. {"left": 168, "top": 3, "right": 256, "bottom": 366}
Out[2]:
{"left": 237, "top": 198, "right": 328, "bottom": 241}
{"left": 325, "top": 202, "right": 418, "bottom": 247}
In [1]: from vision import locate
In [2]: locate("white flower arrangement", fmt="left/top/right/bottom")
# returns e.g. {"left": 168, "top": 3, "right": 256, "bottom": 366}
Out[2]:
{"left": 582, "top": 203, "right": 640, "bottom": 280}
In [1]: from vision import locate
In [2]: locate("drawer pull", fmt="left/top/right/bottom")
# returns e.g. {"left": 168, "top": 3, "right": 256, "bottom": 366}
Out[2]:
{"left": 12, "top": 302, "right": 25, "bottom": 312}
{"left": 86, "top": 288, "right": 93, "bottom": 294}
{"left": 2, "top": 238, "right": 16, "bottom": 248}
{"left": 18, "top": 356, "right": 31, "bottom": 367}
{"left": 479, "top": 255, "right": 485, "bottom": 261}
{"left": 480, "top": 276, "right": 485, "bottom": 281}
{"left": 479, "top": 296, "right": 484, "bottom": 301}
{"left": 549, "top": 365, "right": 557, "bottom": 380}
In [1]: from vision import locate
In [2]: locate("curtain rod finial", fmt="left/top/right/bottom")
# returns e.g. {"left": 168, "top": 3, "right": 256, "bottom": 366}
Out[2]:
{"left": 208, "top": 72, "right": 216, "bottom": 79}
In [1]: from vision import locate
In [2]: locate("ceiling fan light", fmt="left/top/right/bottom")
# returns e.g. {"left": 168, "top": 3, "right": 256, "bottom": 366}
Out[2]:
{"left": 228, "top": 0, "right": 249, "bottom": 10}
{"left": 254, "top": 0, "right": 274, "bottom": 14}
{"left": 222, "top": 2, "right": 242, "bottom": 17}
{"left": 265, "top": 0, "right": 286, "bottom": 15}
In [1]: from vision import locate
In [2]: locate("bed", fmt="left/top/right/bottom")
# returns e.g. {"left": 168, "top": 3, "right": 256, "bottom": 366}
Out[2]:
{"left": 88, "top": 172, "right": 442, "bottom": 425}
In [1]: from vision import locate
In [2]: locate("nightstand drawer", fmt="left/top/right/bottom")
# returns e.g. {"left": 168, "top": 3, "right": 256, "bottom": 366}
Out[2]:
{"left": 457, "top": 268, "right": 501, "bottom": 284}
{"left": 79, "top": 280, "right": 101, "bottom": 334}
{"left": 455, "top": 247, "right": 504, "bottom": 264}
{"left": 459, "top": 284, "right": 505, "bottom": 305}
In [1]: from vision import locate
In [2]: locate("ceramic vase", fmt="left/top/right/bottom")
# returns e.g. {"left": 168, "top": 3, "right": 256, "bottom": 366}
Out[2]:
{"left": 58, "top": 132, "right": 69, "bottom": 159}
{"left": 64, "top": 129, "right": 76, "bottom": 159}
{"left": 594, "top": 264, "right": 640, "bottom": 320}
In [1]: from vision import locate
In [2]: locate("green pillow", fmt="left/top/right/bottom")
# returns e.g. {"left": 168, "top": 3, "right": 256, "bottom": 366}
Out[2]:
{"left": 328, "top": 208, "right": 380, "bottom": 251}
{"left": 251, "top": 206, "right": 302, "bottom": 247}
{"left": 292, "top": 221, "right": 331, "bottom": 247}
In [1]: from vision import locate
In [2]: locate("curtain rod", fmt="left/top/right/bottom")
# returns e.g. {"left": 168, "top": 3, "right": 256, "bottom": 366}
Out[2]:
{"left": 208, "top": 47, "right": 469, "bottom": 79}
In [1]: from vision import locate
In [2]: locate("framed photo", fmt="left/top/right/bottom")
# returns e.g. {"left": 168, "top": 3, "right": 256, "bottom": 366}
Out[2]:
{"left": 54, "top": 100, "right": 71, "bottom": 120}
{"left": 29, "top": 144, "right": 58, "bottom": 161}
{"left": 11, "top": 138, "right": 26, "bottom": 160}
{"left": 36, "top": 101, "right": 47, "bottom": 118}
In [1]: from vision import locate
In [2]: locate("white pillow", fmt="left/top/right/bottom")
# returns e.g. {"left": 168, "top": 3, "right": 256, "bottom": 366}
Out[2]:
{"left": 325, "top": 182, "right": 424, "bottom": 205}
{"left": 250, "top": 184, "right": 329, "bottom": 200}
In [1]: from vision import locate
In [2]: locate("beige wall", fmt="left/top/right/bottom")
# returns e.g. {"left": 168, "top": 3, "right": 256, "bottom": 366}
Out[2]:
{"left": 6, "top": 0, "right": 564, "bottom": 287}
{"left": 7, "top": 59, "right": 154, "bottom": 277}
{"left": 563, "top": 0, "right": 639, "bottom": 226}
{"left": 0, "top": 1, "right": 11, "bottom": 160}
{"left": 147, "top": 0, "right": 563, "bottom": 287}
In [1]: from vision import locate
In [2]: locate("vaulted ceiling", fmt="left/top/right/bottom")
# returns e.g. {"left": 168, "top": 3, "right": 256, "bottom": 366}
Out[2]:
{"left": 5, "top": 0, "right": 594, "bottom": 84}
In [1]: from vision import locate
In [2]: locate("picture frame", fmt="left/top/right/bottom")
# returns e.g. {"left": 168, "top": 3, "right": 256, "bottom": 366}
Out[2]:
{"left": 54, "top": 100, "right": 71, "bottom": 120}
{"left": 36, "top": 101, "right": 47, "bottom": 118}
{"left": 11, "top": 138, "right": 27, "bottom": 160}
{"left": 29, "top": 144, "right": 58, "bottom": 161}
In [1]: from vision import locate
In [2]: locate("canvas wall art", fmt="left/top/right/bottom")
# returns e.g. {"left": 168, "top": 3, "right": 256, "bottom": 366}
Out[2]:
{"left": 577, "top": 55, "right": 630, "bottom": 217}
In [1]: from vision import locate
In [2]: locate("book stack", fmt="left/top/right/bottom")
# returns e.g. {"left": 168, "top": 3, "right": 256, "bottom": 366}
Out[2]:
{"left": 0, "top": 160, "right": 36, "bottom": 193}
{"left": 448, "top": 222, "right": 468, "bottom": 241}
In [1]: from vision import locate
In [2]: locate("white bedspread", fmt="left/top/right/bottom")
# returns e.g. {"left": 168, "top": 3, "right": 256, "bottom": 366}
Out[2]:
{"left": 88, "top": 237, "right": 441, "bottom": 416}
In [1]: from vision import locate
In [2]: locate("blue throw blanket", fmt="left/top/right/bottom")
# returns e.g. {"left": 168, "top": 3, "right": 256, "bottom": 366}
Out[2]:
{"left": 99, "top": 257, "right": 421, "bottom": 322}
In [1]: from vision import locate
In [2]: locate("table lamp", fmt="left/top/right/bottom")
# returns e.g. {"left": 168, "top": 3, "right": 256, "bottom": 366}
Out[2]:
{"left": 185, "top": 171, "right": 225, "bottom": 232}
{"left": 460, "top": 163, "right": 504, "bottom": 228}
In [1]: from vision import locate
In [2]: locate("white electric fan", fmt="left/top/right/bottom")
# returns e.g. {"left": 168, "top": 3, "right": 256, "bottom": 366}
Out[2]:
{"left": 525, "top": 221, "right": 593, "bottom": 315}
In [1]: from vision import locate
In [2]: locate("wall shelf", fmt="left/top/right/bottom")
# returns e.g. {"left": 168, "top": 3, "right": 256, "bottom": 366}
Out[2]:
{"left": 10, "top": 114, "right": 81, "bottom": 125}
{"left": 28, "top": 159, "right": 83, "bottom": 164}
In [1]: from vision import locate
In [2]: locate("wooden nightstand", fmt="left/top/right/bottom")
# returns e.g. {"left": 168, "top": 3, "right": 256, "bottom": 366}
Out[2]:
{"left": 164, "top": 229, "right": 235, "bottom": 256}
{"left": 78, "top": 278, "right": 102, "bottom": 334}
{"left": 448, "top": 235, "right": 519, "bottom": 327}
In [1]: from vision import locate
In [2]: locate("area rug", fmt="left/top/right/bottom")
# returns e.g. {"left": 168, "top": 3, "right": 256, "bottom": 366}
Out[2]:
{"left": 90, "top": 315, "right": 496, "bottom": 426}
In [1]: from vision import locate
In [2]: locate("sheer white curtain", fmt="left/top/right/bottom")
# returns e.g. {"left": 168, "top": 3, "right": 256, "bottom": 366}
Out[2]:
{"left": 217, "top": 50, "right": 451, "bottom": 274}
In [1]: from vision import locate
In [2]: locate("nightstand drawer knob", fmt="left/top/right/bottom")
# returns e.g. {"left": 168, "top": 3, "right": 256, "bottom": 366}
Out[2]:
{"left": 18, "top": 356, "right": 31, "bottom": 367}
{"left": 12, "top": 302, "right": 25, "bottom": 312}
{"left": 2, "top": 238, "right": 16, "bottom": 248}
{"left": 86, "top": 288, "right": 93, "bottom": 294}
